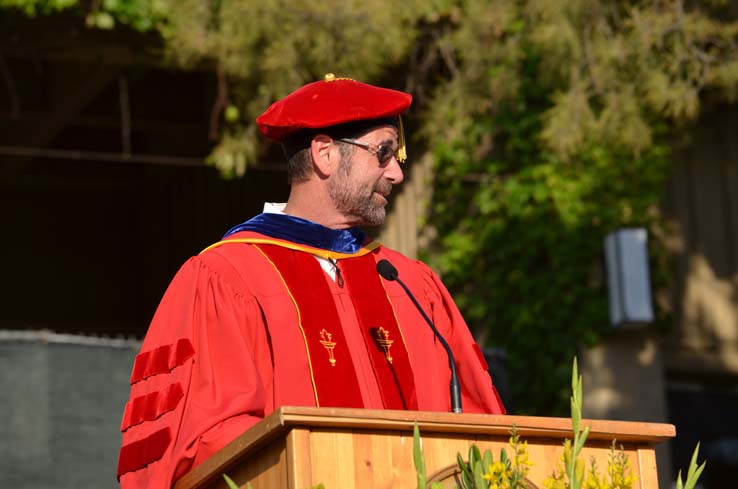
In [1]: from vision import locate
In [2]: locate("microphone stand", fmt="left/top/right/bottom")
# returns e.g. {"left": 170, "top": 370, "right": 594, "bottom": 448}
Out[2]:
{"left": 377, "top": 259, "right": 463, "bottom": 413}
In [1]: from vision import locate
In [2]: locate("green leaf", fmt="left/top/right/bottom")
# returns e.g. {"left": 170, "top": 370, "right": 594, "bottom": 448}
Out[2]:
{"left": 413, "top": 423, "right": 427, "bottom": 489}
{"left": 571, "top": 397, "right": 580, "bottom": 436}
{"left": 472, "top": 459, "right": 487, "bottom": 489}
{"left": 682, "top": 443, "right": 706, "bottom": 489}
{"left": 87, "top": 11, "right": 115, "bottom": 29}
{"left": 458, "top": 452, "right": 474, "bottom": 489}
{"left": 482, "top": 449, "right": 493, "bottom": 473}
{"left": 469, "top": 444, "right": 482, "bottom": 468}
{"left": 222, "top": 474, "right": 239, "bottom": 489}
{"left": 686, "top": 442, "right": 700, "bottom": 480}
{"left": 225, "top": 105, "right": 240, "bottom": 122}
{"left": 573, "top": 425, "right": 591, "bottom": 456}
{"left": 676, "top": 469, "right": 684, "bottom": 489}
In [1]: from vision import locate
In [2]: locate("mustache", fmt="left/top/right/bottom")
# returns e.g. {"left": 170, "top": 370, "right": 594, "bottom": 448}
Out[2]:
{"left": 373, "top": 179, "right": 393, "bottom": 196}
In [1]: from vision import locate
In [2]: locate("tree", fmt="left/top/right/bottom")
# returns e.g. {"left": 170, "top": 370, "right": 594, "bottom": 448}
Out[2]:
{"left": 5, "top": 0, "right": 738, "bottom": 413}
{"left": 419, "top": 0, "right": 738, "bottom": 413}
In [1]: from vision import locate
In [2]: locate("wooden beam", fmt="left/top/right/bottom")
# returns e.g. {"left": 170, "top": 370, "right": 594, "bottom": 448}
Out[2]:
{"left": 0, "top": 145, "right": 285, "bottom": 172}
{"left": 0, "top": 111, "right": 206, "bottom": 134}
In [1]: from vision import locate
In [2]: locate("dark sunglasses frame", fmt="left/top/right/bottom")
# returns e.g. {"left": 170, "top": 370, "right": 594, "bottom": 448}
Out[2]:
{"left": 335, "top": 138, "right": 400, "bottom": 165}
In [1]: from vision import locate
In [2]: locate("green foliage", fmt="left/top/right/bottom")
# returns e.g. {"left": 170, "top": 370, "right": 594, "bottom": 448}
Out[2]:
{"left": 6, "top": 0, "right": 738, "bottom": 413}
{"left": 675, "top": 443, "right": 706, "bottom": 489}
{"left": 415, "top": 358, "right": 703, "bottom": 489}
{"left": 455, "top": 427, "right": 532, "bottom": 489}
{"left": 544, "top": 441, "right": 637, "bottom": 489}
{"left": 544, "top": 359, "right": 635, "bottom": 489}
{"left": 222, "top": 473, "right": 248, "bottom": 489}
{"left": 419, "top": 0, "right": 737, "bottom": 414}
{"left": 413, "top": 423, "right": 427, "bottom": 489}
{"left": 428, "top": 130, "right": 672, "bottom": 413}
{"left": 459, "top": 444, "right": 492, "bottom": 489}
{"left": 413, "top": 423, "right": 444, "bottom": 489}
{"left": 413, "top": 422, "right": 531, "bottom": 489}
{"left": 542, "top": 358, "right": 593, "bottom": 489}
{"left": 543, "top": 358, "right": 703, "bottom": 489}
{"left": 152, "top": 0, "right": 442, "bottom": 174}
{"left": 0, "top": 0, "right": 76, "bottom": 15}
{"left": 1, "top": 0, "right": 168, "bottom": 31}
{"left": 86, "top": 0, "right": 168, "bottom": 31}
{"left": 566, "top": 358, "right": 590, "bottom": 489}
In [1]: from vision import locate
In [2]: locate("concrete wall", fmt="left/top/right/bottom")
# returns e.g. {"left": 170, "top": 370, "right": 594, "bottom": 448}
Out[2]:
{"left": 0, "top": 331, "right": 137, "bottom": 489}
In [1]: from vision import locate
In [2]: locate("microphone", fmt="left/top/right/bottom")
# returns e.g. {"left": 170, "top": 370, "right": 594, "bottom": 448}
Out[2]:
{"left": 376, "top": 259, "right": 463, "bottom": 413}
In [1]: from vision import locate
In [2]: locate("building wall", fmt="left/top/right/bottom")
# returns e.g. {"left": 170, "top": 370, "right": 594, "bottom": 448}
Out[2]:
{"left": 662, "top": 106, "right": 738, "bottom": 488}
{"left": 663, "top": 108, "right": 738, "bottom": 376}
{"left": 582, "top": 104, "right": 738, "bottom": 488}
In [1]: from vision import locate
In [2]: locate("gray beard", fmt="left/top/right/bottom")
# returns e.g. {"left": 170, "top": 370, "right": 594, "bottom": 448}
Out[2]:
{"left": 328, "top": 159, "right": 391, "bottom": 227}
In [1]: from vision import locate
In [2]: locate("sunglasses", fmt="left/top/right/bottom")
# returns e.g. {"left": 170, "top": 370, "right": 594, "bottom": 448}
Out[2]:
{"left": 335, "top": 138, "right": 400, "bottom": 165}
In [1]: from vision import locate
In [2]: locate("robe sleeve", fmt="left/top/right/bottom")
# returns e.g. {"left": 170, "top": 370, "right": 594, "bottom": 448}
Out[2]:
{"left": 118, "top": 256, "right": 270, "bottom": 488}
{"left": 418, "top": 261, "right": 507, "bottom": 415}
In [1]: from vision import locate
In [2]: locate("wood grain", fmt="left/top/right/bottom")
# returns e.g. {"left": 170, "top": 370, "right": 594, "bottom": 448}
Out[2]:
{"left": 174, "top": 407, "right": 675, "bottom": 489}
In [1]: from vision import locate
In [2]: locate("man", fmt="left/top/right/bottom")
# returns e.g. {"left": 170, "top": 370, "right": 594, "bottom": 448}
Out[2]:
{"left": 117, "top": 75, "right": 505, "bottom": 488}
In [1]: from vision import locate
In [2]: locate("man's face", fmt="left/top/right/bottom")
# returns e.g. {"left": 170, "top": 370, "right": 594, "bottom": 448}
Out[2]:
{"left": 328, "top": 126, "right": 405, "bottom": 226}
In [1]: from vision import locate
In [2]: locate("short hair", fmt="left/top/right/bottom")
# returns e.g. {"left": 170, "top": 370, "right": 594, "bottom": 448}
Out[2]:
{"left": 286, "top": 139, "right": 355, "bottom": 184}
{"left": 282, "top": 117, "right": 398, "bottom": 183}
{"left": 286, "top": 147, "right": 312, "bottom": 184}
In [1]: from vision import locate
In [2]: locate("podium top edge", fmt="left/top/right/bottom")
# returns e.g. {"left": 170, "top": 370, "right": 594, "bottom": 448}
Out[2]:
{"left": 274, "top": 406, "right": 676, "bottom": 441}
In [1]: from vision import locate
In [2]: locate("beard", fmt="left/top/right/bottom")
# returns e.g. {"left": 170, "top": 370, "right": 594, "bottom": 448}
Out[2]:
{"left": 328, "top": 156, "right": 392, "bottom": 226}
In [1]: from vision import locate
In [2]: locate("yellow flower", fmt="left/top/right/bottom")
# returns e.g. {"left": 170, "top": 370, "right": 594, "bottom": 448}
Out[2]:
{"left": 516, "top": 451, "right": 532, "bottom": 467}
{"left": 543, "top": 472, "right": 567, "bottom": 489}
{"left": 585, "top": 472, "right": 601, "bottom": 489}
{"left": 483, "top": 461, "right": 507, "bottom": 481}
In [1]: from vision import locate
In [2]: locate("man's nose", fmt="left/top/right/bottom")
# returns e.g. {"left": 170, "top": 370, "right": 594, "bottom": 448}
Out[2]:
{"left": 385, "top": 157, "right": 404, "bottom": 185}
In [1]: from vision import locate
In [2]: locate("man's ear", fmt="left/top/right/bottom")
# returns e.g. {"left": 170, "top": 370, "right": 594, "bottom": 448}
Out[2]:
{"left": 310, "top": 134, "right": 335, "bottom": 177}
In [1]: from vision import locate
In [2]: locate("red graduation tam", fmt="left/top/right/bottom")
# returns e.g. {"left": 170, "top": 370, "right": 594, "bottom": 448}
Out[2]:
{"left": 256, "top": 73, "right": 412, "bottom": 144}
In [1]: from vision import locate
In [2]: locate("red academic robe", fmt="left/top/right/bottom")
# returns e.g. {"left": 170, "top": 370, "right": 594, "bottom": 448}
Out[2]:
{"left": 117, "top": 232, "right": 505, "bottom": 488}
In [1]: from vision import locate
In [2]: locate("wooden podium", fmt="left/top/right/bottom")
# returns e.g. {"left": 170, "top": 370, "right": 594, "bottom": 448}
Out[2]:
{"left": 174, "top": 407, "right": 675, "bottom": 489}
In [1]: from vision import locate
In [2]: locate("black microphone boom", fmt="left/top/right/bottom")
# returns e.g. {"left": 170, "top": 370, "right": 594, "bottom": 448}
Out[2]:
{"left": 376, "top": 259, "right": 463, "bottom": 413}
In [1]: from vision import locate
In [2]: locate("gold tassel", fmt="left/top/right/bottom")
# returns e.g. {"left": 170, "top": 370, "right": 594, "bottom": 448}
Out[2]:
{"left": 397, "top": 115, "right": 407, "bottom": 163}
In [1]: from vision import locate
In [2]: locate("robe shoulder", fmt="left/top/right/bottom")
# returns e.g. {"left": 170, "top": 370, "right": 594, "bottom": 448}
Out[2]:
{"left": 119, "top": 251, "right": 270, "bottom": 488}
